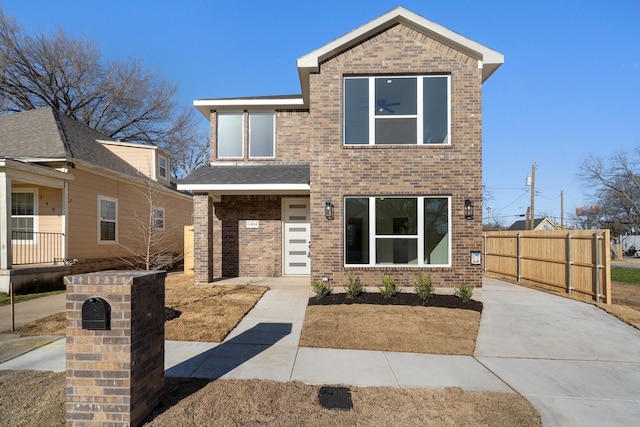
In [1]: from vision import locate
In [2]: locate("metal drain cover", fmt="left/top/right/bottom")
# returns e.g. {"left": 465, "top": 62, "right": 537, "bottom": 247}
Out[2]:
{"left": 318, "top": 386, "right": 353, "bottom": 411}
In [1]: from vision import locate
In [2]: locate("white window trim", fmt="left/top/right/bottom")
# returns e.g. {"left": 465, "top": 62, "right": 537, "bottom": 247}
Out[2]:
{"left": 344, "top": 75, "right": 451, "bottom": 146}
{"left": 11, "top": 188, "right": 38, "bottom": 244}
{"left": 98, "top": 195, "right": 118, "bottom": 244}
{"left": 217, "top": 113, "right": 245, "bottom": 159}
{"left": 344, "top": 196, "right": 452, "bottom": 267}
{"left": 158, "top": 154, "right": 168, "bottom": 179}
{"left": 153, "top": 207, "right": 165, "bottom": 230}
{"left": 248, "top": 112, "right": 276, "bottom": 159}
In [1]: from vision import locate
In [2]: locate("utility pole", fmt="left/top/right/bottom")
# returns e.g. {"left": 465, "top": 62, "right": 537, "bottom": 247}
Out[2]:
{"left": 560, "top": 190, "right": 564, "bottom": 229}
{"left": 530, "top": 163, "right": 536, "bottom": 230}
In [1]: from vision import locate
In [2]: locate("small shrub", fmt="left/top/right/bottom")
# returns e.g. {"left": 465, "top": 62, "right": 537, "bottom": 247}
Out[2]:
{"left": 379, "top": 275, "right": 398, "bottom": 298}
{"left": 455, "top": 283, "right": 474, "bottom": 302}
{"left": 413, "top": 273, "right": 433, "bottom": 300}
{"left": 344, "top": 272, "right": 364, "bottom": 298}
{"left": 311, "top": 279, "right": 332, "bottom": 298}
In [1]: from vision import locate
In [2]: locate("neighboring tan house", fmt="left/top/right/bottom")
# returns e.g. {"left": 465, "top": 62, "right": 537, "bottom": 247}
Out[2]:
{"left": 179, "top": 7, "right": 503, "bottom": 288}
{"left": 508, "top": 218, "right": 559, "bottom": 231}
{"left": 0, "top": 107, "right": 192, "bottom": 292}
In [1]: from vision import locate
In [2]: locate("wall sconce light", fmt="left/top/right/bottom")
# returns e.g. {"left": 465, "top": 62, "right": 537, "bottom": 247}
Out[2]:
{"left": 325, "top": 199, "right": 334, "bottom": 220}
{"left": 464, "top": 199, "right": 474, "bottom": 220}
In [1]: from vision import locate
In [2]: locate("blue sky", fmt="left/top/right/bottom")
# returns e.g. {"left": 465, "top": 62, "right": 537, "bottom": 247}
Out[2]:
{"left": 2, "top": 0, "right": 639, "bottom": 226}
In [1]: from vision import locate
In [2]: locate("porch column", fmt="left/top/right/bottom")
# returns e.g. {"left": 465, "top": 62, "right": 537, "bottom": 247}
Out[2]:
{"left": 0, "top": 171, "right": 11, "bottom": 269}
{"left": 193, "top": 192, "right": 213, "bottom": 284}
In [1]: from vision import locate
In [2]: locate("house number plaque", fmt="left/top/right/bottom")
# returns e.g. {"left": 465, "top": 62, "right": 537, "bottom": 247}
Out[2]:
{"left": 246, "top": 220, "right": 259, "bottom": 228}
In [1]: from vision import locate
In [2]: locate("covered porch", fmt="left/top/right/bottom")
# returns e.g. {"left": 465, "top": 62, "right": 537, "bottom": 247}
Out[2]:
{"left": 178, "top": 163, "right": 310, "bottom": 284}
{"left": 0, "top": 159, "right": 72, "bottom": 293}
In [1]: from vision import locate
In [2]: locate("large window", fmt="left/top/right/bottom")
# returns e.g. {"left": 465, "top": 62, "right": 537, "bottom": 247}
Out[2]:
{"left": 98, "top": 196, "right": 117, "bottom": 243}
{"left": 11, "top": 190, "right": 37, "bottom": 242}
{"left": 217, "top": 113, "right": 244, "bottom": 158}
{"left": 344, "top": 196, "right": 450, "bottom": 266}
{"left": 344, "top": 76, "right": 450, "bottom": 145}
{"left": 249, "top": 113, "right": 275, "bottom": 158}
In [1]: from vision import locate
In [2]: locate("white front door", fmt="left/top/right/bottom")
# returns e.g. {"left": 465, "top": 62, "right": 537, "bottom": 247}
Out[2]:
{"left": 283, "top": 198, "right": 310, "bottom": 275}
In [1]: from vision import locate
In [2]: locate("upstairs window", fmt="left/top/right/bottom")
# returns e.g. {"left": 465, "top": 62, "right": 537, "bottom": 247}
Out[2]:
{"left": 217, "top": 112, "right": 276, "bottom": 159}
{"left": 344, "top": 76, "right": 450, "bottom": 145}
{"left": 249, "top": 113, "right": 275, "bottom": 158}
{"left": 217, "top": 113, "right": 244, "bottom": 158}
{"left": 158, "top": 154, "right": 168, "bottom": 179}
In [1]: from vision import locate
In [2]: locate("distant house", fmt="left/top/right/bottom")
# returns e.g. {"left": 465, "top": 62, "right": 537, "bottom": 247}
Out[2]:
{"left": 508, "top": 217, "right": 558, "bottom": 231}
{"left": 179, "top": 7, "right": 503, "bottom": 288}
{"left": 0, "top": 108, "right": 192, "bottom": 292}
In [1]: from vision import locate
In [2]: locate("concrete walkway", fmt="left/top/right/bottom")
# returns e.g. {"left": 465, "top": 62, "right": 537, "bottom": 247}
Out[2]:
{"left": 1, "top": 277, "right": 640, "bottom": 426}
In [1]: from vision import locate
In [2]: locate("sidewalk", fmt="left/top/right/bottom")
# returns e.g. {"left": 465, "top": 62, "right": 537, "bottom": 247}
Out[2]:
{"left": 1, "top": 278, "right": 640, "bottom": 426}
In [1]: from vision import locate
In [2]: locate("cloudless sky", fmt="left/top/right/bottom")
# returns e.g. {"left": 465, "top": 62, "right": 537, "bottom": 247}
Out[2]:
{"left": 2, "top": 0, "right": 639, "bottom": 226}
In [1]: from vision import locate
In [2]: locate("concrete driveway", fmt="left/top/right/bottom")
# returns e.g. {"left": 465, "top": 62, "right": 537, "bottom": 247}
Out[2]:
{"left": 476, "top": 277, "right": 640, "bottom": 426}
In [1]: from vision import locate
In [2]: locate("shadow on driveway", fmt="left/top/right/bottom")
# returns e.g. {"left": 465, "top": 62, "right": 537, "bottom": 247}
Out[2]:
{"left": 165, "top": 322, "right": 292, "bottom": 380}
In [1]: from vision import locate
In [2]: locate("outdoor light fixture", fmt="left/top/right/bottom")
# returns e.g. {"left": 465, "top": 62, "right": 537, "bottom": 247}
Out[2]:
{"left": 464, "top": 199, "right": 474, "bottom": 220}
{"left": 325, "top": 199, "right": 334, "bottom": 220}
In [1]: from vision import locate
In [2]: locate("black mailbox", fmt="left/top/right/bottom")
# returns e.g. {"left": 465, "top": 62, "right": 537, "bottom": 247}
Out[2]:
{"left": 82, "top": 297, "right": 111, "bottom": 330}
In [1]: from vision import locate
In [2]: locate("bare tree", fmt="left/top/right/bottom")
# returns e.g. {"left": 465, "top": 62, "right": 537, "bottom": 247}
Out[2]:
{"left": 0, "top": 9, "right": 207, "bottom": 178}
{"left": 118, "top": 178, "right": 184, "bottom": 270}
{"left": 578, "top": 149, "right": 640, "bottom": 233}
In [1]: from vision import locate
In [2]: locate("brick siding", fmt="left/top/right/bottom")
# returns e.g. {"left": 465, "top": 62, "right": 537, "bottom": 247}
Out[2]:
{"left": 65, "top": 270, "right": 165, "bottom": 426}
{"left": 308, "top": 24, "right": 483, "bottom": 288}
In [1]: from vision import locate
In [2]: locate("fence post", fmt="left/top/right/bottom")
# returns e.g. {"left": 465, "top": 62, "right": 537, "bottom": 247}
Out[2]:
{"left": 483, "top": 234, "right": 487, "bottom": 275}
{"left": 566, "top": 231, "right": 572, "bottom": 294}
{"left": 517, "top": 232, "right": 522, "bottom": 282}
{"left": 594, "top": 229, "right": 601, "bottom": 303}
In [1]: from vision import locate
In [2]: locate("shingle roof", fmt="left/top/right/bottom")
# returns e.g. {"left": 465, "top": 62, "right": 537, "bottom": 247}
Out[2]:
{"left": 179, "top": 163, "right": 310, "bottom": 186}
{"left": 0, "top": 108, "right": 139, "bottom": 176}
{"left": 508, "top": 218, "right": 549, "bottom": 231}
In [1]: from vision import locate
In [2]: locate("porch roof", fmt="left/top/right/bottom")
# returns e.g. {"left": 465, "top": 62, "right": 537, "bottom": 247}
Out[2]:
{"left": 177, "top": 163, "right": 310, "bottom": 193}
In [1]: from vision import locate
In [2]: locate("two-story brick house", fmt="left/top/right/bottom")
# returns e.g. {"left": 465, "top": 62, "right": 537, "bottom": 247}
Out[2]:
{"left": 179, "top": 7, "right": 503, "bottom": 288}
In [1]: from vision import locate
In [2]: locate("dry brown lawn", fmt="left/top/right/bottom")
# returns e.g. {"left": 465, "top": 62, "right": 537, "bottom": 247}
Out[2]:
{"left": 0, "top": 371, "right": 541, "bottom": 427}
{"left": 300, "top": 305, "right": 480, "bottom": 355}
{"left": 0, "top": 274, "right": 544, "bottom": 427}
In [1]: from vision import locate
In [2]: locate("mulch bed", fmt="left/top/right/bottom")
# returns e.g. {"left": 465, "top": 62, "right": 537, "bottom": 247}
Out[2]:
{"left": 308, "top": 292, "right": 483, "bottom": 313}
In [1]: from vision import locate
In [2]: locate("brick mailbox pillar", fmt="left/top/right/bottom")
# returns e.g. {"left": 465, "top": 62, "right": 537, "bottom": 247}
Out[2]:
{"left": 65, "top": 270, "right": 166, "bottom": 426}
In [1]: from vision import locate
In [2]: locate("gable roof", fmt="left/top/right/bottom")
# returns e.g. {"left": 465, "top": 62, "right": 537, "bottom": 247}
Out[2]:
{"left": 193, "top": 7, "right": 503, "bottom": 117}
{"left": 508, "top": 218, "right": 558, "bottom": 231}
{"left": 296, "top": 6, "right": 504, "bottom": 103}
{"left": 0, "top": 108, "right": 140, "bottom": 177}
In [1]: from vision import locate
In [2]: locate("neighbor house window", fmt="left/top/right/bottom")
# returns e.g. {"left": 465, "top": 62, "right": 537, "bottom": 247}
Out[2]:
{"left": 11, "top": 190, "right": 37, "bottom": 242}
{"left": 217, "top": 113, "right": 244, "bottom": 158}
{"left": 153, "top": 207, "right": 165, "bottom": 230}
{"left": 344, "top": 196, "right": 450, "bottom": 266}
{"left": 98, "top": 196, "right": 117, "bottom": 243}
{"left": 158, "top": 154, "right": 168, "bottom": 179}
{"left": 344, "top": 75, "right": 450, "bottom": 145}
{"left": 249, "top": 113, "right": 275, "bottom": 158}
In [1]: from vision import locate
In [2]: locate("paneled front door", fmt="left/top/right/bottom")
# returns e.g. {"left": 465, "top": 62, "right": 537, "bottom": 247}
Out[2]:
{"left": 282, "top": 198, "right": 310, "bottom": 275}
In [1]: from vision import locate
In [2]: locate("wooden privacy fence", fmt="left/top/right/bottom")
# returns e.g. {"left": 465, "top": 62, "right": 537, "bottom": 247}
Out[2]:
{"left": 184, "top": 225, "right": 194, "bottom": 276}
{"left": 483, "top": 229, "right": 611, "bottom": 304}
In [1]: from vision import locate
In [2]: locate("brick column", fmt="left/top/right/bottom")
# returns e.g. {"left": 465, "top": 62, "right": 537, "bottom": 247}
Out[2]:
{"left": 193, "top": 192, "right": 213, "bottom": 283}
{"left": 65, "top": 270, "right": 166, "bottom": 426}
